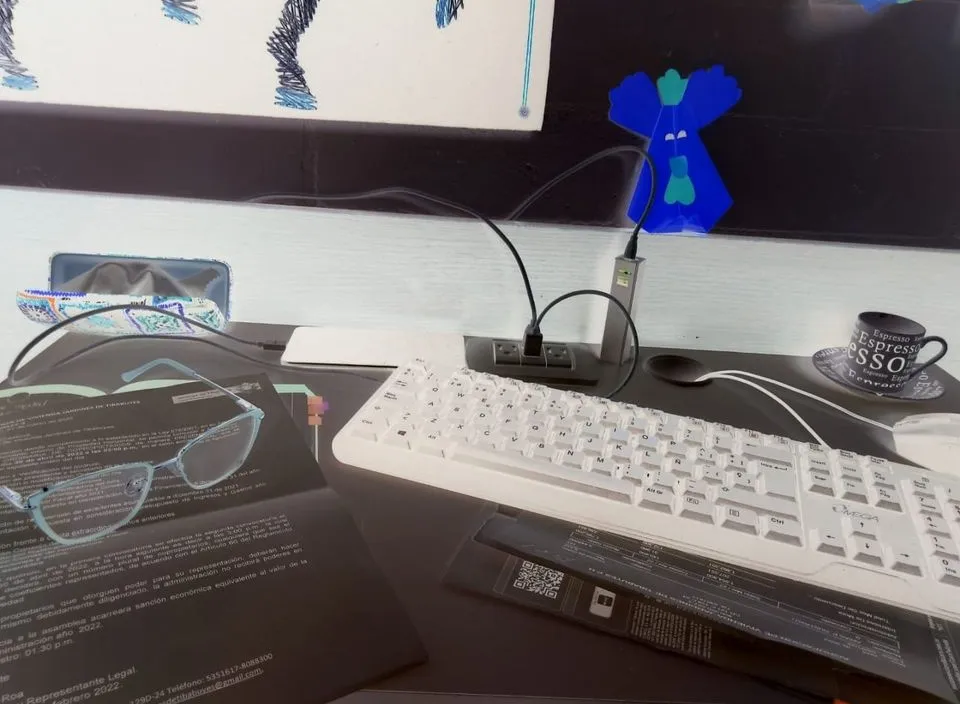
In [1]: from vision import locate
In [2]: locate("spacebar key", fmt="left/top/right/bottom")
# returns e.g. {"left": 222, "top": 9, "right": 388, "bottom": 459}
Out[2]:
{"left": 455, "top": 447, "right": 636, "bottom": 504}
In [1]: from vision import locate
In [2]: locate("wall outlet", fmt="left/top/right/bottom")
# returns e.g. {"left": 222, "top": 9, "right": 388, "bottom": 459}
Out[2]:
{"left": 466, "top": 337, "right": 601, "bottom": 386}
{"left": 544, "top": 343, "right": 573, "bottom": 369}
{"left": 493, "top": 340, "right": 522, "bottom": 365}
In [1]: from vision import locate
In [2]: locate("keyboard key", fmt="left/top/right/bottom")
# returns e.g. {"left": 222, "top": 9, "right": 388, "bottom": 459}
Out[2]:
{"left": 641, "top": 449, "right": 665, "bottom": 467}
{"left": 680, "top": 494, "right": 714, "bottom": 523}
{"left": 530, "top": 443, "right": 555, "bottom": 462}
{"left": 458, "top": 446, "right": 636, "bottom": 503}
{"left": 929, "top": 535, "right": 959, "bottom": 558}
{"left": 911, "top": 477, "right": 934, "bottom": 496}
{"left": 742, "top": 443, "right": 793, "bottom": 465}
{"left": 868, "top": 467, "right": 893, "bottom": 487}
{"left": 807, "top": 472, "right": 835, "bottom": 496}
{"left": 805, "top": 452, "right": 831, "bottom": 473}
{"left": 891, "top": 549, "right": 923, "bottom": 576}
{"left": 874, "top": 486, "right": 903, "bottom": 512}
{"left": 849, "top": 517, "right": 878, "bottom": 538}
{"left": 417, "top": 432, "right": 447, "bottom": 456}
{"left": 922, "top": 513, "right": 951, "bottom": 537}
{"left": 851, "top": 537, "right": 883, "bottom": 566}
{"left": 763, "top": 515, "right": 802, "bottom": 546}
{"left": 840, "top": 478, "right": 869, "bottom": 504}
{"left": 934, "top": 557, "right": 960, "bottom": 586}
{"left": 698, "top": 448, "right": 721, "bottom": 465}
{"left": 591, "top": 455, "right": 616, "bottom": 475}
{"left": 685, "top": 479, "right": 712, "bottom": 498}
{"left": 553, "top": 429, "right": 575, "bottom": 449}
{"left": 712, "top": 433, "right": 735, "bottom": 451}
{"left": 683, "top": 427, "right": 705, "bottom": 445}
{"left": 724, "top": 455, "right": 747, "bottom": 472}
{"left": 622, "top": 463, "right": 646, "bottom": 483}
{"left": 814, "top": 530, "right": 847, "bottom": 557}
{"left": 580, "top": 436, "right": 604, "bottom": 456}
{"left": 667, "top": 457, "right": 697, "bottom": 477}
{"left": 720, "top": 505, "right": 758, "bottom": 534}
{"left": 610, "top": 443, "right": 634, "bottom": 463}
{"left": 635, "top": 434, "right": 660, "bottom": 451}
{"left": 717, "top": 487, "right": 797, "bottom": 519}
{"left": 352, "top": 417, "right": 386, "bottom": 441}
{"left": 915, "top": 494, "right": 940, "bottom": 514}
{"left": 581, "top": 420, "right": 603, "bottom": 438}
{"left": 664, "top": 439, "right": 689, "bottom": 457}
{"left": 384, "top": 425, "right": 415, "bottom": 449}
{"left": 701, "top": 467, "right": 724, "bottom": 484}
{"left": 731, "top": 472, "right": 758, "bottom": 491}
{"left": 639, "top": 486, "right": 675, "bottom": 513}
{"left": 760, "top": 470, "right": 797, "bottom": 500}
{"left": 561, "top": 450, "right": 587, "bottom": 469}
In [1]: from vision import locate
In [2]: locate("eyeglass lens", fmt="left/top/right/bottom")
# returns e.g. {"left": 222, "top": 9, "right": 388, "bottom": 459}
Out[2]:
{"left": 179, "top": 414, "right": 258, "bottom": 487}
{"left": 39, "top": 464, "right": 152, "bottom": 542}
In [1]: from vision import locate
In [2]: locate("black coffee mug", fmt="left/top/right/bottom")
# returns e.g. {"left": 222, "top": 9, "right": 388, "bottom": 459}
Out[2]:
{"left": 844, "top": 312, "right": 948, "bottom": 393}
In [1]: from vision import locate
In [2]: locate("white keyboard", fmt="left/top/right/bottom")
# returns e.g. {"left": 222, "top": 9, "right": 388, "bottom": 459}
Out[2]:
{"left": 333, "top": 361, "right": 960, "bottom": 619}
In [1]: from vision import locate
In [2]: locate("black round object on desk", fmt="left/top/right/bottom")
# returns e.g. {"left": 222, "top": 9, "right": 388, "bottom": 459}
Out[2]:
{"left": 644, "top": 354, "right": 713, "bottom": 386}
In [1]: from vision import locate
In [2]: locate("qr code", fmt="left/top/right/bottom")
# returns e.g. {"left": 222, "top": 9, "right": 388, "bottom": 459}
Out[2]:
{"left": 512, "top": 560, "right": 564, "bottom": 599}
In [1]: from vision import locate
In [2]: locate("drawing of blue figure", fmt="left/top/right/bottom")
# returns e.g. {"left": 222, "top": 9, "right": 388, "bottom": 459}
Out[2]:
{"left": 161, "top": 0, "right": 201, "bottom": 25}
{"left": 609, "top": 66, "right": 742, "bottom": 234}
{"left": 856, "top": 0, "right": 917, "bottom": 12}
{"left": 0, "top": 0, "right": 202, "bottom": 90}
{"left": 269, "top": 0, "right": 464, "bottom": 111}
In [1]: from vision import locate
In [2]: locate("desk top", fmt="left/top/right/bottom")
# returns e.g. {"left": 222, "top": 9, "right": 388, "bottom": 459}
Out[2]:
{"left": 10, "top": 323, "right": 960, "bottom": 704}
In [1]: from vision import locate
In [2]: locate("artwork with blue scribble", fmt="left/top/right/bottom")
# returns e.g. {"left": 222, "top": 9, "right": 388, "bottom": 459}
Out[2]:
{"left": 609, "top": 66, "right": 742, "bottom": 234}
{"left": 856, "top": 0, "right": 917, "bottom": 12}
{"left": 0, "top": 0, "right": 466, "bottom": 110}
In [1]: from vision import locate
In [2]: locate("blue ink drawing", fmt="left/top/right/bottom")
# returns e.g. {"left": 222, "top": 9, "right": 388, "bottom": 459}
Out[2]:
{"left": 436, "top": 0, "right": 465, "bottom": 28}
{"left": 0, "top": 0, "right": 466, "bottom": 113}
{"left": 856, "top": 0, "right": 917, "bottom": 13}
{"left": 268, "top": 0, "right": 465, "bottom": 111}
{"left": 162, "top": 0, "right": 201, "bottom": 25}
{"left": 609, "top": 66, "right": 742, "bottom": 234}
{"left": 519, "top": 0, "right": 536, "bottom": 117}
{"left": 0, "top": 0, "right": 203, "bottom": 91}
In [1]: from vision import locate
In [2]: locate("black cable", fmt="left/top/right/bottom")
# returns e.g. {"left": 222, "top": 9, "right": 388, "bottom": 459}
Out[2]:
{"left": 249, "top": 187, "right": 539, "bottom": 326}
{"left": 7, "top": 304, "right": 384, "bottom": 387}
{"left": 506, "top": 145, "right": 655, "bottom": 225}
{"left": 533, "top": 289, "right": 640, "bottom": 398}
{"left": 502, "top": 144, "right": 656, "bottom": 261}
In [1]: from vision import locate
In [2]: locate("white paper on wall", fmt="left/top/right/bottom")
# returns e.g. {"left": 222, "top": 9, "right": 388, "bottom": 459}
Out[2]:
{"left": 0, "top": 0, "right": 555, "bottom": 131}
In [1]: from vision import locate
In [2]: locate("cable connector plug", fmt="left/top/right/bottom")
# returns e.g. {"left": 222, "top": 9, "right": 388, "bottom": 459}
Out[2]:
{"left": 522, "top": 324, "right": 544, "bottom": 358}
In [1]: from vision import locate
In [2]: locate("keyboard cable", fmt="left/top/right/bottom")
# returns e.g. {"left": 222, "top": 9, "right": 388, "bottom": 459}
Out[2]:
{"left": 695, "top": 369, "right": 896, "bottom": 449}
{"left": 531, "top": 288, "right": 641, "bottom": 398}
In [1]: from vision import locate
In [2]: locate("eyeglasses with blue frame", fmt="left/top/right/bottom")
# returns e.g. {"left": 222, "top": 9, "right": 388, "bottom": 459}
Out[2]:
{"left": 0, "top": 358, "right": 264, "bottom": 546}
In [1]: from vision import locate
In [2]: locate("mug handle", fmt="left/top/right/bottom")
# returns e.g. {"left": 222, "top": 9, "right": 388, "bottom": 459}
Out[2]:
{"left": 907, "top": 336, "right": 948, "bottom": 379}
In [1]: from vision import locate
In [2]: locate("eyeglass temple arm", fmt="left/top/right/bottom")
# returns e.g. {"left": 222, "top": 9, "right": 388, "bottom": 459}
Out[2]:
{"left": 120, "top": 358, "right": 258, "bottom": 413}
{"left": 0, "top": 486, "right": 28, "bottom": 511}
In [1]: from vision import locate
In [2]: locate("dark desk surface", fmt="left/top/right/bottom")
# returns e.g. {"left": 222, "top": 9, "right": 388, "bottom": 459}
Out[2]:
{"left": 11, "top": 324, "right": 960, "bottom": 704}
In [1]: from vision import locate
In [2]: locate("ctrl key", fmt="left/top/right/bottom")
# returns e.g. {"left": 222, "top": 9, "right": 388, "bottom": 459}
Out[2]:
{"left": 762, "top": 515, "right": 802, "bottom": 546}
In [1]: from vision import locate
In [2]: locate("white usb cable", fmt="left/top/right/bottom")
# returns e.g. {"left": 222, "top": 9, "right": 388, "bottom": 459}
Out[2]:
{"left": 695, "top": 369, "right": 895, "bottom": 449}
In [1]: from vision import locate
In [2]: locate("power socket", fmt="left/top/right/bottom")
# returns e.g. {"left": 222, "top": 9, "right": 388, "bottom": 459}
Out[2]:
{"left": 467, "top": 337, "right": 601, "bottom": 386}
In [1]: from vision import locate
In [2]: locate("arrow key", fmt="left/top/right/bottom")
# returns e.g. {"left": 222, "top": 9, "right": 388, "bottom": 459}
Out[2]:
{"left": 891, "top": 548, "right": 923, "bottom": 577}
